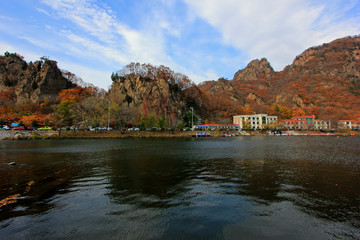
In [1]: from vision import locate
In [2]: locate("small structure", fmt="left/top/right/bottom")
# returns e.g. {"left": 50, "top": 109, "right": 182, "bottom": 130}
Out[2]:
{"left": 192, "top": 132, "right": 211, "bottom": 137}
{"left": 196, "top": 124, "right": 239, "bottom": 131}
{"left": 282, "top": 115, "right": 331, "bottom": 130}
{"left": 233, "top": 114, "right": 278, "bottom": 130}
{"left": 314, "top": 119, "right": 331, "bottom": 130}
{"left": 338, "top": 120, "right": 352, "bottom": 129}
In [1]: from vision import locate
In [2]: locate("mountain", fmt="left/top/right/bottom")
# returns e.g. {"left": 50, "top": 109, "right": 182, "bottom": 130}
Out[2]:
{"left": 198, "top": 35, "right": 360, "bottom": 121}
{"left": 1, "top": 35, "right": 359, "bottom": 124}
{"left": 0, "top": 52, "right": 75, "bottom": 104}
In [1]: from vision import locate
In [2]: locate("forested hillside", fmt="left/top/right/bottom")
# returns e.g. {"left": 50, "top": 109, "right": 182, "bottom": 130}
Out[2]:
{"left": 0, "top": 35, "right": 359, "bottom": 129}
{"left": 199, "top": 35, "right": 360, "bottom": 122}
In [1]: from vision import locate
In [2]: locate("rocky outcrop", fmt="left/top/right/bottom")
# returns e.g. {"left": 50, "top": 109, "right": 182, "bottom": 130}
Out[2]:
{"left": 287, "top": 36, "right": 360, "bottom": 82}
{"left": 198, "top": 78, "right": 239, "bottom": 101}
{"left": 0, "top": 52, "right": 75, "bottom": 103}
{"left": 108, "top": 75, "right": 187, "bottom": 122}
{"left": 233, "top": 58, "right": 274, "bottom": 82}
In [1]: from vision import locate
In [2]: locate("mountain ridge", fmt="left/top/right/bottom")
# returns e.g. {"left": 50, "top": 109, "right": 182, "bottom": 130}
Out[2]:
{"left": 198, "top": 35, "right": 360, "bottom": 121}
{"left": 1, "top": 35, "right": 359, "bottom": 124}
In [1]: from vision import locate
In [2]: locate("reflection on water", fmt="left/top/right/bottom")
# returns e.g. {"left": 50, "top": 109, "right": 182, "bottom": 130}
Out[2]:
{"left": 0, "top": 137, "right": 359, "bottom": 239}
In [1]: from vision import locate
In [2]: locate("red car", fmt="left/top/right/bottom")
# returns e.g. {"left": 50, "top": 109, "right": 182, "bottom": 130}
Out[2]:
{"left": 14, "top": 126, "right": 27, "bottom": 130}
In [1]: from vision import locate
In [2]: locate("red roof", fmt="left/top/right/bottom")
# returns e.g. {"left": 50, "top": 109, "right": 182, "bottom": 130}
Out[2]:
{"left": 291, "top": 115, "right": 315, "bottom": 119}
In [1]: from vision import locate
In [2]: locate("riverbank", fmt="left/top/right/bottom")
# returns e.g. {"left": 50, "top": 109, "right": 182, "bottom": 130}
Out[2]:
{"left": 1, "top": 129, "right": 359, "bottom": 140}
{"left": 0, "top": 130, "right": 193, "bottom": 140}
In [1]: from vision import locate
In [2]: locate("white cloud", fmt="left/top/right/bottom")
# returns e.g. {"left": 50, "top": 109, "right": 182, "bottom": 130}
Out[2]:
{"left": 57, "top": 61, "right": 111, "bottom": 90}
{"left": 0, "top": 42, "right": 41, "bottom": 61}
{"left": 41, "top": 0, "right": 179, "bottom": 70}
{"left": 205, "top": 69, "right": 219, "bottom": 81}
{"left": 183, "top": 0, "right": 360, "bottom": 70}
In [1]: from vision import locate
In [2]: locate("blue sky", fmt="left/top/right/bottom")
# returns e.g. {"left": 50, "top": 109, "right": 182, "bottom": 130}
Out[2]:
{"left": 0, "top": 0, "right": 359, "bottom": 89}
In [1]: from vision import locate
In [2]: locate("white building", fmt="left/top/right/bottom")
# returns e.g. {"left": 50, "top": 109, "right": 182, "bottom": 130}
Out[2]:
{"left": 233, "top": 114, "right": 278, "bottom": 130}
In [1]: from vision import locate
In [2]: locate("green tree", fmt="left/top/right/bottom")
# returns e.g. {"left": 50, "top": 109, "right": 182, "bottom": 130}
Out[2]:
{"left": 176, "top": 119, "right": 185, "bottom": 130}
{"left": 55, "top": 100, "right": 76, "bottom": 127}
{"left": 140, "top": 114, "right": 158, "bottom": 129}
{"left": 31, "top": 120, "right": 38, "bottom": 128}
{"left": 158, "top": 116, "right": 168, "bottom": 130}
{"left": 183, "top": 110, "right": 198, "bottom": 127}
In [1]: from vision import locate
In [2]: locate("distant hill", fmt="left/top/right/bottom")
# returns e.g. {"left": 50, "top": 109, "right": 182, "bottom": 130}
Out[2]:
{"left": 198, "top": 35, "right": 360, "bottom": 121}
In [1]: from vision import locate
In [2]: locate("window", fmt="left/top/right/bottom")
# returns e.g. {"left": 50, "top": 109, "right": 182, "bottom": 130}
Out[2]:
{"left": 262, "top": 116, "right": 266, "bottom": 124}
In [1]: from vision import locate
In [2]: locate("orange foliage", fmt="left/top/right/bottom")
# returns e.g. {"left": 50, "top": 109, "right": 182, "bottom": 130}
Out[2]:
{"left": 20, "top": 114, "right": 50, "bottom": 126}
{"left": 58, "top": 86, "right": 94, "bottom": 103}
{"left": 0, "top": 90, "right": 16, "bottom": 101}
{"left": 291, "top": 106, "right": 305, "bottom": 117}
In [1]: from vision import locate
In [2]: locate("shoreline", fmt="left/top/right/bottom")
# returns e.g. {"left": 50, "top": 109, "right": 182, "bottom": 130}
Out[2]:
{"left": 1, "top": 130, "right": 358, "bottom": 140}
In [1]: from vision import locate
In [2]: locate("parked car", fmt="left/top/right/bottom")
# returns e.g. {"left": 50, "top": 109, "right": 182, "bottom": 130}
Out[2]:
{"left": 2, "top": 125, "right": 10, "bottom": 130}
{"left": 14, "top": 126, "right": 26, "bottom": 130}
{"left": 38, "top": 126, "right": 52, "bottom": 131}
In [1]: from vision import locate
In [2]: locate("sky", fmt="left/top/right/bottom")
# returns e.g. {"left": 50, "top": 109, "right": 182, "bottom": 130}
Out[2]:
{"left": 0, "top": 0, "right": 359, "bottom": 90}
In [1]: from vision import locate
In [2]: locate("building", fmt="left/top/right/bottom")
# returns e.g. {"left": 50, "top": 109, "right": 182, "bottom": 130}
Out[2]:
{"left": 233, "top": 114, "right": 278, "bottom": 130}
{"left": 282, "top": 115, "right": 330, "bottom": 130}
{"left": 338, "top": 120, "right": 352, "bottom": 129}
{"left": 314, "top": 119, "right": 331, "bottom": 130}
{"left": 195, "top": 124, "right": 239, "bottom": 130}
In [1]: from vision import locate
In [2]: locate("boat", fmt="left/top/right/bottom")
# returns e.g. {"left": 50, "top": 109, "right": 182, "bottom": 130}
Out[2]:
{"left": 192, "top": 132, "right": 211, "bottom": 137}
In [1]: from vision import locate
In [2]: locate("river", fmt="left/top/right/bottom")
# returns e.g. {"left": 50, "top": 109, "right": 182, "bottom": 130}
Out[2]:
{"left": 0, "top": 136, "right": 359, "bottom": 239}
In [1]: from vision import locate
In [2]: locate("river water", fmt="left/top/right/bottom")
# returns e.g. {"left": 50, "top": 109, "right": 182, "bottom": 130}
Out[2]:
{"left": 0, "top": 136, "right": 359, "bottom": 239}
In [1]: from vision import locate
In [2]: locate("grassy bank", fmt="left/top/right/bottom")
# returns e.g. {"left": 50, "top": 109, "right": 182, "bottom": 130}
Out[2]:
{"left": 2, "top": 129, "right": 359, "bottom": 140}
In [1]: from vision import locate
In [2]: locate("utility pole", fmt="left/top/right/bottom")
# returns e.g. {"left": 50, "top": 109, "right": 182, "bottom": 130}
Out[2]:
{"left": 190, "top": 107, "right": 193, "bottom": 131}
{"left": 108, "top": 100, "right": 111, "bottom": 130}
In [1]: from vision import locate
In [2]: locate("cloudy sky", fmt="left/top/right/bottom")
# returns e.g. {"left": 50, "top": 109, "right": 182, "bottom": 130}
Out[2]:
{"left": 0, "top": 0, "right": 359, "bottom": 89}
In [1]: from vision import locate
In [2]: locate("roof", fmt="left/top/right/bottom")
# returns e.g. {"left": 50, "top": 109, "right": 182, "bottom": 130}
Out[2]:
{"left": 197, "top": 124, "right": 239, "bottom": 127}
{"left": 291, "top": 115, "right": 315, "bottom": 119}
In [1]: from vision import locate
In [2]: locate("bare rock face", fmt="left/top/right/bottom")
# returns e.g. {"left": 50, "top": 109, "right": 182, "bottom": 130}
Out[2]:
{"left": 233, "top": 58, "right": 275, "bottom": 82}
{"left": 0, "top": 52, "right": 75, "bottom": 103}
{"left": 286, "top": 36, "right": 360, "bottom": 82}
{"left": 199, "top": 78, "right": 239, "bottom": 101}
{"left": 108, "top": 75, "right": 187, "bottom": 122}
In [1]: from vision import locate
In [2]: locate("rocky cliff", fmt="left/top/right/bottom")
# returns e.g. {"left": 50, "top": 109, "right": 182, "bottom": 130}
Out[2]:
{"left": 0, "top": 52, "right": 75, "bottom": 104}
{"left": 233, "top": 58, "right": 274, "bottom": 82}
{"left": 108, "top": 75, "right": 187, "bottom": 124}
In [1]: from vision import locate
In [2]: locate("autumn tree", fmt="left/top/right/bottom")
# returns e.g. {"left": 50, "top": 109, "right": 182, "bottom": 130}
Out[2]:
{"left": 291, "top": 106, "right": 305, "bottom": 117}
{"left": 272, "top": 105, "right": 292, "bottom": 119}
